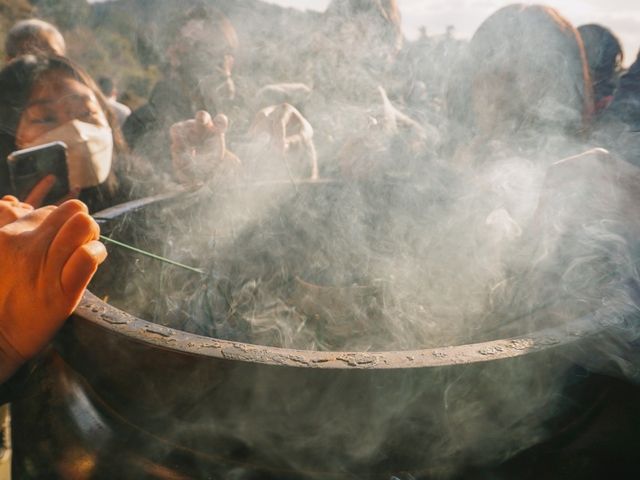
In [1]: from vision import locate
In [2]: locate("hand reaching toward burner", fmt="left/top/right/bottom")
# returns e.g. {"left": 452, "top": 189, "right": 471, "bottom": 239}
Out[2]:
{"left": 0, "top": 200, "right": 107, "bottom": 383}
{"left": 249, "top": 103, "right": 319, "bottom": 180}
{"left": 170, "top": 110, "right": 240, "bottom": 185}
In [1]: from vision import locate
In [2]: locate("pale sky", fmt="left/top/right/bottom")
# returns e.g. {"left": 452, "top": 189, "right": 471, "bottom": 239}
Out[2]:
{"left": 266, "top": 0, "right": 640, "bottom": 65}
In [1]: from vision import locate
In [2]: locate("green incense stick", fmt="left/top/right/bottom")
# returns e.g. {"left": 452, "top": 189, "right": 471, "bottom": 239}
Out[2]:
{"left": 99, "top": 235, "right": 206, "bottom": 275}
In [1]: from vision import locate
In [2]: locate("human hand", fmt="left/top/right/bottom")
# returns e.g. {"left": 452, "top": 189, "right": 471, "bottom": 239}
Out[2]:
{"left": 170, "top": 111, "right": 232, "bottom": 184}
{"left": 249, "top": 103, "right": 318, "bottom": 180}
{"left": 23, "top": 175, "right": 79, "bottom": 208}
{"left": 0, "top": 195, "right": 33, "bottom": 227}
{"left": 0, "top": 200, "right": 107, "bottom": 382}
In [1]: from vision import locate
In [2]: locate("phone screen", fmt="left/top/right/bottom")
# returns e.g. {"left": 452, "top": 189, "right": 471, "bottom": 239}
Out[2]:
{"left": 7, "top": 141, "right": 69, "bottom": 204}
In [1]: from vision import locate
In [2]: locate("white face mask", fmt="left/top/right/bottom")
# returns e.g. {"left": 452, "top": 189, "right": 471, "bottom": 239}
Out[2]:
{"left": 24, "top": 120, "right": 113, "bottom": 190}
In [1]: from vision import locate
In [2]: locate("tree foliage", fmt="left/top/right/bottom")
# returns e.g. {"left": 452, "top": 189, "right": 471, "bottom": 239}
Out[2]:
{"left": 0, "top": 0, "right": 311, "bottom": 105}
{"left": 29, "top": 0, "right": 159, "bottom": 102}
{"left": 0, "top": 0, "right": 34, "bottom": 58}
{"left": 31, "top": 0, "right": 89, "bottom": 30}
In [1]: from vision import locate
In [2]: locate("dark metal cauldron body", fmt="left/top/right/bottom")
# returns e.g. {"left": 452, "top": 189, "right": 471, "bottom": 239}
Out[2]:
{"left": 14, "top": 183, "right": 630, "bottom": 479}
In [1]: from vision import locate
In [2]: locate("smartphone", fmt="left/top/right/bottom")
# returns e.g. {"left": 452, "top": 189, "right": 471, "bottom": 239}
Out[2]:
{"left": 7, "top": 141, "right": 69, "bottom": 204}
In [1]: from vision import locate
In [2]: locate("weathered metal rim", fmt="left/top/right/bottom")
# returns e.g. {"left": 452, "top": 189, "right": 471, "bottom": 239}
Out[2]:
{"left": 74, "top": 290, "right": 620, "bottom": 370}
{"left": 78, "top": 184, "right": 622, "bottom": 370}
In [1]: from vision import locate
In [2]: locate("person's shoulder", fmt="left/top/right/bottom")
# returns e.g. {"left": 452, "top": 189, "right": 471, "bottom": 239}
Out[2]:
{"left": 109, "top": 99, "right": 131, "bottom": 117}
{"left": 122, "top": 103, "right": 159, "bottom": 147}
{"left": 107, "top": 99, "right": 131, "bottom": 127}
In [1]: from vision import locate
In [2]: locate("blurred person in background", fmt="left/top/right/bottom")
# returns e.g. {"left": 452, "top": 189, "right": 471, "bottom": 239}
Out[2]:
{"left": 98, "top": 76, "right": 132, "bottom": 129}
{"left": 123, "top": 3, "right": 238, "bottom": 177}
{"left": 602, "top": 50, "right": 640, "bottom": 130}
{"left": 578, "top": 23, "right": 624, "bottom": 114}
{"left": 0, "top": 55, "right": 139, "bottom": 212}
{"left": 169, "top": 110, "right": 241, "bottom": 185}
{"left": 593, "top": 49, "right": 640, "bottom": 166}
{"left": 436, "top": 3, "right": 599, "bottom": 271}
{"left": 306, "top": 0, "right": 403, "bottom": 107}
{"left": 447, "top": 4, "right": 594, "bottom": 165}
{"left": 319, "top": 0, "right": 403, "bottom": 73}
{"left": 4, "top": 18, "right": 65, "bottom": 62}
{"left": 298, "top": 0, "right": 412, "bottom": 178}
{"left": 336, "top": 85, "right": 438, "bottom": 180}
{"left": 438, "top": 5, "right": 640, "bottom": 349}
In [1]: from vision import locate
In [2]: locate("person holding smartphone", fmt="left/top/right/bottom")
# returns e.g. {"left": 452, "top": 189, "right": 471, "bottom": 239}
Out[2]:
{"left": 0, "top": 55, "right": 134, "bottom": 212}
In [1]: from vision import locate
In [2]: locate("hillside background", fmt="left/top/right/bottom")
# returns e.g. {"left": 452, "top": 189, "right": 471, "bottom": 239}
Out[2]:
{"left": 0, "top": 0, "right": 316, "bottom": 108}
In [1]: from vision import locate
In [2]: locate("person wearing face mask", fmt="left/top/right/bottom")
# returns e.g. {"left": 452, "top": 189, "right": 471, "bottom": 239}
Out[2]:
{"left": 0, "top": 55, "right": 134, "bottom": 212}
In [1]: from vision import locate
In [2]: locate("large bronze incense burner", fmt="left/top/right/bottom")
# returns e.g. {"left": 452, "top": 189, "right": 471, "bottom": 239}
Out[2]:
{"left": 12, "top": 179, "right": 640, "bottom": 479}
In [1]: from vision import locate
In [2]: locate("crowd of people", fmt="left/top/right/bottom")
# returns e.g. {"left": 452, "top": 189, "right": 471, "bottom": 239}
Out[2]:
{"left": 1, "top": 0, "right": 640, "bottom": 386}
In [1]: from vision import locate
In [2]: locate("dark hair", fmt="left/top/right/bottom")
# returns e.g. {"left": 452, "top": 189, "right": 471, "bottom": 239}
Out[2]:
{"left": 0, "top": 55, "right": 127, "bottom": 210}
{"left": 97, "top": 76, "right": 115, "bottom": 97}
{"left": 578, "top": 24, "right": 623, "bottom": 98}
{"left": 462, "top": 4, "right": 593, "bottom": 136}
{"left": 4, "top": 19, "right": 66, "bottom": 59}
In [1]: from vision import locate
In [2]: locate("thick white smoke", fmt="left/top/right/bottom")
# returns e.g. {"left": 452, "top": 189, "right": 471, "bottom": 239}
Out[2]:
{"left": 86, "top": 1, "right": 640, "bottom": 478}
